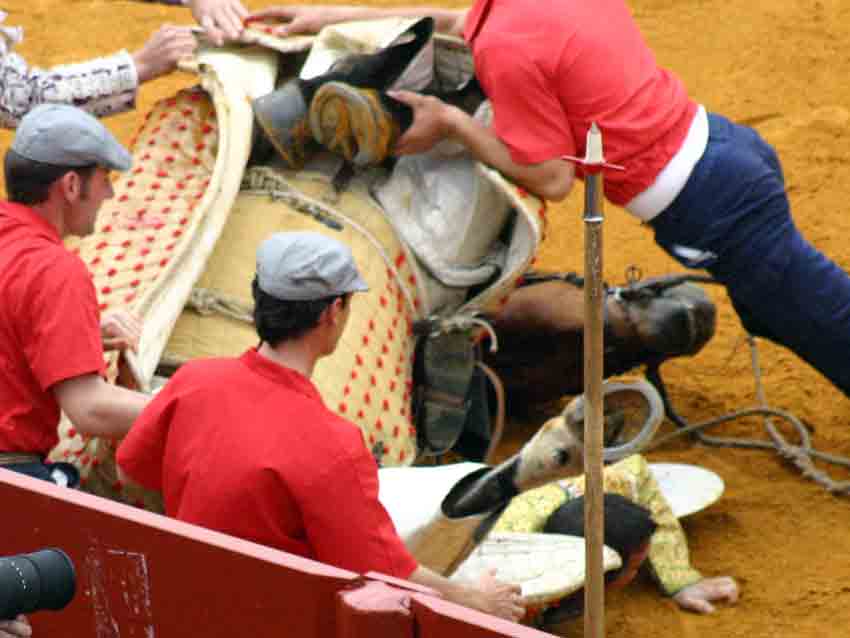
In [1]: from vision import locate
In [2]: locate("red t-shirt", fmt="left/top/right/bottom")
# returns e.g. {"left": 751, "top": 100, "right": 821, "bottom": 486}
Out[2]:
{"left": 117, "top": 349, "right": 418, "bottom": 579}
{"left": 463, "top": 0, "right": 697, "bottom": 205}
{"left": 0, "top": 201, "right": 105, "bottom": 455}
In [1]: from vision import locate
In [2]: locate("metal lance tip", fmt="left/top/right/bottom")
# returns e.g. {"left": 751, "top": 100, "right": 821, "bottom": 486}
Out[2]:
{"left": 584, "top": 122, "right": 605, "bottom": 222}
{"left": 585, "top": 122, "right": 605, "bottom": 165}
{"left": 560, "top": 121, "right": 623, "bottom": 172}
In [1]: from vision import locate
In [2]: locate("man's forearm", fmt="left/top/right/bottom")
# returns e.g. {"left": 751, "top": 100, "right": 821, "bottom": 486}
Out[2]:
{"left": 191, "top": 1, "right": 468, "bottom": 37}
{"left": 55, "top": 375, "right": 151, "bottom": 439}
{"left": 407, "top": 565, "right": 524, "bottom": 621}
{"left": 333, "top": 6, "right": 466, "bottom": 35}
{"left": 444, "top": 105, "right": 575, "bottom": 201}
{"left": 407, "top": 566, "right": 482, "bottom": 609}
{"left": 87, "top": 383, "right": 151, "bottom": 438}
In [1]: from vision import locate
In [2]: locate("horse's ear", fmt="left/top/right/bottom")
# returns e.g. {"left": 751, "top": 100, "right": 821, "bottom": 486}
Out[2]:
{"left": 559, "top": 380, "right": 667, "bottom": 463}
{"left": 561, "top": 397, "right": 586, "bottom": 444}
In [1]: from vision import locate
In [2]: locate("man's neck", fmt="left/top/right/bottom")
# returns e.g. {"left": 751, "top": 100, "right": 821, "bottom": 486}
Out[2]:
{"left": 30, "top": 201, "right": 67, "bottom": 238}
{"left": 257, "top": 340, "right": 320, "bottom": 378}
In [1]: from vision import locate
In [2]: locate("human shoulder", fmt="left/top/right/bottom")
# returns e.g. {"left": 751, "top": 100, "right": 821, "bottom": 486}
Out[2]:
{"left": 318, "top": 406, "right": 366, "bottom": 437}
{"left": 306, "top": 409, "right": 372, "bottom": 467}
{"left": 144, "top": 356, "right": 244, "bottom": 413}
{"left": 12, "top": 243, "right": 93, "bottom": 299}
{"left": 168, "top": 356, "right": 244, "bottom": 386}
{"left": 474, "top": 3, "right": 574, "bottom": 61}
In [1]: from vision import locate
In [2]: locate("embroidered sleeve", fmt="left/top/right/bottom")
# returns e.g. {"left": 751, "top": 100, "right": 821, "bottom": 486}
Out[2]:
{"left": 493, "top": 482, "right": 568, "bottom": 533}
{"left": 0, "top": 49, "right": 138, "bottom": 128}
{"left": 557, "top": 456, "right": 703, "bottom": 595}
{"left": 612, "top": 455, "right": 704, "bottom": 595}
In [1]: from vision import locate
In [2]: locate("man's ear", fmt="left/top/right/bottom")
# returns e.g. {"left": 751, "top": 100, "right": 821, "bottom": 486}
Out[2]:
{"left": 318, "top": 298, "right": 341, "bottom": 327}
{"left": 55, "top": 170, "right": 82, "bottom": 203}
{"left": 327, "top": 297, "right": 346, "bottom": 326}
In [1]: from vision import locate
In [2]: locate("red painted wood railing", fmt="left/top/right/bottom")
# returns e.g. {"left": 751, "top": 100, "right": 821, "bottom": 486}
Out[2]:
{"left": 0, "top": 468, "right": 553, "bottom": 638}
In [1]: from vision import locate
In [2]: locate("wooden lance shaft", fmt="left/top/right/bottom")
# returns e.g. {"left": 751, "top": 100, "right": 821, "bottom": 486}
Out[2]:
{"left": 583, "top": 122, "right": 606, "bottom": 638}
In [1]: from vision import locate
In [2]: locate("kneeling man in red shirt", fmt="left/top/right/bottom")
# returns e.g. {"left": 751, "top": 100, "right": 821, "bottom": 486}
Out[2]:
{"left": 117, "top": 231, "right": 525, "bottom": 622}
{"left": 0, "top": 104, "right": 150, "bottom": 486}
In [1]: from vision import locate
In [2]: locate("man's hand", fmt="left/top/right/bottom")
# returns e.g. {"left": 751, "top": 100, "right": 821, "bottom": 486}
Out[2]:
{"left": 472, "top": 569, "right": 525, "bottom": 622}
{"left": 101, "top": 310, "right": 142, "bottom": 353}
{"left": 0, "top": 616, "right": 32, "bottom": 638}
{"left": 189, "top": 0, "right": 249, "bottom": 46}
{"left": 132, "top": 25, "right": 198, "bottom": 84}
{"left": 387, "top": 90, "right": 456, "bottom": 156}
{"left": 673, "top": 576, "right": 739, "bottom": 614}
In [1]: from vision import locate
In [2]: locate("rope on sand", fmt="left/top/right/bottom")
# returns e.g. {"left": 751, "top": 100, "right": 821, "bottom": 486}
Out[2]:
{"left": 648, "top": 334, "right": 850, "bottom": 494}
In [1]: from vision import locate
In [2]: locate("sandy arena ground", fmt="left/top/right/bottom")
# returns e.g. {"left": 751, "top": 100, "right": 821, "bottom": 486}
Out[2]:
{"left": 4, "top": 1, "right": 850, "bottom": 636}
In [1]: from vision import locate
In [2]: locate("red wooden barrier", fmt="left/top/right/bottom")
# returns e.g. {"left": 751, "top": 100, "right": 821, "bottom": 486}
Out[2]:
{"left": 0, "top": 469, "right": 554, "bottom": 638}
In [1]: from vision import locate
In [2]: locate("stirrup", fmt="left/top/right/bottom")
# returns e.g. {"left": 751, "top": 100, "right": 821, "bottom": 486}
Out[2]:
{"left": 562, "top": 378, "right": 664, "bottom": 462}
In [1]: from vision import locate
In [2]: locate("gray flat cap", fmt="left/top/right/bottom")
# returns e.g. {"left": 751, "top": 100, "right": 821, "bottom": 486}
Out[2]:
{"left": 11, "top": 103, "right": 131, "bottom": 171}
{"left": 256, "top": 231, "right": 369, "bottom": 301}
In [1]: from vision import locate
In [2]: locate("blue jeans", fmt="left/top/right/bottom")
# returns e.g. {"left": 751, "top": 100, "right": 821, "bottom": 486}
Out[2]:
{"left": 650, "top": 112, "right": 850, "bottom": 396}
{"left": 3, "top": 461, "right": 80, "bottom": 487}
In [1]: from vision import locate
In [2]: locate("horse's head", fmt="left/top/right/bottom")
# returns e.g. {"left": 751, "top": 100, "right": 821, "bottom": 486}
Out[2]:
{"left": 511, "top": 413, "right": 585, "bottom": 491}
{"left": 443, "top": 414, "right": 583, "bottom": 519}
{"left": 613, "top": 278, "right": 717, "bottom": 358}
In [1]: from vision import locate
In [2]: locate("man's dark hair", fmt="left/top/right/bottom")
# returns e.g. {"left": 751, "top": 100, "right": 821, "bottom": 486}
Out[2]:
{"left": 543, "top": 493, "right": 657, "bottom": 573}
{"left": 4, "top": 148, "right": 97, "bottom": 205}
{"left": 252, "top": 277, "right": 349, "bottom": 346}
{"left": 538, "top": 493, "right": 659, "bottom": 627}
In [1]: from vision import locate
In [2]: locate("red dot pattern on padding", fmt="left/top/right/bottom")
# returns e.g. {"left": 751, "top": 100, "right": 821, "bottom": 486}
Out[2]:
{"left": 73, "top": 87, "right": 218, "bottom": 317}
{"left": 314, "top": 241, "right": 422, "bottom": 467}
{"left": 51, "top": 86, "right": 219, "bottom": 509}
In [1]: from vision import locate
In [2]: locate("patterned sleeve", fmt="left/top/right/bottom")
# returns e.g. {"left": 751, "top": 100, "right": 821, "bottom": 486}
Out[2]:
{"left": 507, "top": 455, "right": 704, "bottom": 596}
{"left": 591, "top": 455, "right": 704, "bottom": 596}
{"left": 493, "top": 482, "right": 568, "bottom": 533}
{"left": 0, "top": 19, "right": 138, "bottom": 128}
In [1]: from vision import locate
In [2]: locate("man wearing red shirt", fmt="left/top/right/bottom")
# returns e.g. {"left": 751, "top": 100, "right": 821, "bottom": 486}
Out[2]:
{"left": 210, "top": 0, "right": 850, "bottom": 402}
{"left": 117, "top": 231, "right": 524, "bottom": 622}
{"left": 0, "top": 104, "right": 150, "bottom": 486}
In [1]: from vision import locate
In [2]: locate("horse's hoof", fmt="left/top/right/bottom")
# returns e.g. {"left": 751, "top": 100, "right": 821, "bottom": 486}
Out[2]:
{"left": 309, "top": 82, "right": 405, "bottom": 167}
{"left": 252, "top": 81, "right": 315, "bottom": 170}
{"left": 611, "top": 282, "right": 716, "bottom": 358}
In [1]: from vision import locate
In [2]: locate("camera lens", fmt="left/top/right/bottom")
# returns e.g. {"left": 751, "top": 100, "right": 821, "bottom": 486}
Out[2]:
{"left": 0, "top": 549, "right": 76, "bottom": 620}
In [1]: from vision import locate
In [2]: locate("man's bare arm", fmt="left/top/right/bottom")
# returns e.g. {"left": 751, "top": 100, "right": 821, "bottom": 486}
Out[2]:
{"left": 53, "top": 374, "right": 150, "bottom": 439}
{"left": 390, "top": 91, "right": 576, "bottom": 201}
{"left": 247, "top": 5, "right": 468, "bottom": 38}
{"left": 407, "top": 566, "right": 525, "bottom": 622}
{"left": 187, "top": 1, "right": 467, "bottom": 42}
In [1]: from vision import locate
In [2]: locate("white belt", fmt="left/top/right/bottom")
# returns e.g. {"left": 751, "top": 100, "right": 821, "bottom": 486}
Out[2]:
{"left": 626, "top": 105, "right": 709, "bottom": 222}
